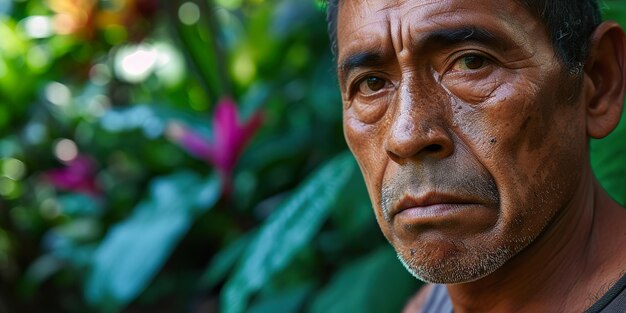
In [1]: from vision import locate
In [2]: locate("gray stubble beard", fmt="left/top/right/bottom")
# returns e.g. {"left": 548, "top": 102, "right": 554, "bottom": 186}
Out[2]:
{"left": 395, "top": 242, "right": 514, "bottom": 284}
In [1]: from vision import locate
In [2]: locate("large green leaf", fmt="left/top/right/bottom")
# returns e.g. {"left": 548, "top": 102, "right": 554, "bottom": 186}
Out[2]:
{"left": 220, "top": 152, "right": 357, "bottom": 313}
{"left": 85, "top": 171, "right": 221, "bottom": 312}
{"left": 309, "top": 245, "right": 421, "bottom": 313}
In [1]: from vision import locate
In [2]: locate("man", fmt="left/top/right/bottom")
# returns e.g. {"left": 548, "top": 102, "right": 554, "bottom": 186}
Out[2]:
{"left": 327, "top": 0, "right": 626, "bottom": 312}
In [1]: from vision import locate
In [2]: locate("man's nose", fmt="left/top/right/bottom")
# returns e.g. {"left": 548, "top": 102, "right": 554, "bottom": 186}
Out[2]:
{"left": 384, "top": 90, "right": 454, "bottom": 164}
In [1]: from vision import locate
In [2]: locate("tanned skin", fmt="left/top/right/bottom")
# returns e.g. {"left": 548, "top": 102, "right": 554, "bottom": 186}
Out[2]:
{"left": 336, "top": 0, "right": 626, "bottom": 312}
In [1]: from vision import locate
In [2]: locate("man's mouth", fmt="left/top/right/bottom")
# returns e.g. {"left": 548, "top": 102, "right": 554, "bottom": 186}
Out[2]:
{"left": 390, "top": 192, "right": 486, "bottom": 223}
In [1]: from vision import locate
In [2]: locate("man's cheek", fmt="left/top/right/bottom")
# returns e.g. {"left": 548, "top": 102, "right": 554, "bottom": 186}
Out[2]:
{"left": 452, "top": 80, "right": 540, "bottom": 156}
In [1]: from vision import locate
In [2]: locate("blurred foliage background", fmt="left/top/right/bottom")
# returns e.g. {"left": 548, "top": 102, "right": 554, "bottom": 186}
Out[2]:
{"left": 0, "top": 0, "right": 624, "bottom": 312}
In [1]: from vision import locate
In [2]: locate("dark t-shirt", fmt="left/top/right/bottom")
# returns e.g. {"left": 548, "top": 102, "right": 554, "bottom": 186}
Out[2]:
{"left": 420, "top": 272, "right": 626, "bottom": 313}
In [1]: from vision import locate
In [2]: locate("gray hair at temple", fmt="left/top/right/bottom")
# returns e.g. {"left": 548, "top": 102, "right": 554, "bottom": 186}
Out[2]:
{"left": 325, "top": 0, "right": 602, "bottom": 75}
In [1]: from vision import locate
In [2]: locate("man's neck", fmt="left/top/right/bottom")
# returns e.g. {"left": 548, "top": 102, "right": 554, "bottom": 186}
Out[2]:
{"left": 446, "top": 165, "right": 626, "bottom": 313}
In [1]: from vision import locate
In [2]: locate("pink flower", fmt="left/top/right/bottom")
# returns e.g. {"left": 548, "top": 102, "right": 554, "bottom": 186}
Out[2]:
{"left": 43, "top": 155, "right": 101, "bottom": 197}
{"left": 168, "top": 97, "right": 262, "bottom": 192}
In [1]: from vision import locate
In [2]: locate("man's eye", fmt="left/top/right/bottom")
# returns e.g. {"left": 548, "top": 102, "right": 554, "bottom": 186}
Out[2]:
{"left": 357, "top": 76, "right": 387, "bottom": 95}
{"left": 456, "top": 55, "right": 487, "bottom": 70}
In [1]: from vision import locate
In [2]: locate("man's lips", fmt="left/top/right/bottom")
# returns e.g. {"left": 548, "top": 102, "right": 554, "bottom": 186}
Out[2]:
{"left": 391, "top": 192, "right": 483, "bottom": 220}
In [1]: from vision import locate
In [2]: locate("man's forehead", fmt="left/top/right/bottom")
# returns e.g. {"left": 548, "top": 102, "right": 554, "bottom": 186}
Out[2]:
{"left": 336, "top": 0, "right": 538, "bottom": 59}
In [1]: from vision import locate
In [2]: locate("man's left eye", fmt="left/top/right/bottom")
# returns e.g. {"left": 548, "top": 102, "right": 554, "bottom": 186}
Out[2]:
{"left": 456, "top": 54, "right": 487, "bottom": 70}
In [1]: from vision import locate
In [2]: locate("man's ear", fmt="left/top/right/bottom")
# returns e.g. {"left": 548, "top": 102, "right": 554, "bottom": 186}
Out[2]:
{"left": 583, "top": 21, "right": 626, "bottom": 139}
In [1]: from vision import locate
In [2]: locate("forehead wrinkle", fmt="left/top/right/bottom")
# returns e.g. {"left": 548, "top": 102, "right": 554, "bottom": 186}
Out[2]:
{"left": 338, "top": 0, "right": 550, "bottom": 72}
{"left": 405, "top": 8, "right": 535, "bottom": 58}
{"left": 392, "top": 1, "right": 463, "bottom": 56}
{"left": 378, "top": 0, "right": 405, "bottom": 12}
{"left": 379, "top": 0, "right": 445, "bottom": 12}
{"left": 382, "top": 0, "right": 441, "bottom": 59}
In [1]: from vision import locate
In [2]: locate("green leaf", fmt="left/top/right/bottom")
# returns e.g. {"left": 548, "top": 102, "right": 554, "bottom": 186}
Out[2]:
{"left": 246, "top": 283, "right": 314, "bottom": 313}
{"left": 57, "top": 194, "right": 103, "bottom": 217}
{"left": 20, "top": 255, "right": 65, "bottom": 297}
{"left": 330, "top": 167, "right": 375, "bottom": 243}
{"left": 198, "top": 231, "right": 254, "bottom": 292}
{"left": 85, "top": 172, "right": 220, "bottom": 311}
{"left": 220, "top": 152, "right": 357, "bottom": 313}
{"left": 602, "top": 0, "right": 626, "bottom": 26}
{"left": 309, "top": 245, "right": 422, "bottom": 313}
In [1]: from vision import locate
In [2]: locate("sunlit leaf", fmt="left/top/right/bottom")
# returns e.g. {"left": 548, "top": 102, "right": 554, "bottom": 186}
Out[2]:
{"left": 220, "top": 152, "right": 356, "bottom": 313}
{"left": 85, "top": 171, "right": 220, "bottom": 311}
{"left": 309, "top": 246, "right": 421, "bottom": 313}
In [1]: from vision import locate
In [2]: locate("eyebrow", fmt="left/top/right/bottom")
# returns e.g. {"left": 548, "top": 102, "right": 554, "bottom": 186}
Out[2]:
{"left": 337, "top": 26, "right": 503, "bottom": 88}
{"left": 420, "top": 27, "right": 499, "bottom": 50}
{"left": 338, "top": 50, "right": 386, "bottom": 88}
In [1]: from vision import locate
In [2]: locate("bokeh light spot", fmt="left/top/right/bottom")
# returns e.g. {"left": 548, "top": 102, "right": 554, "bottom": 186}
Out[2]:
{"left": 154, "top": 42, "right": 185, "bottom": 87}
{"left": 178, "top": 2, "right": 200, "bottom": 25}
{"left": 232, "top": 51, "right": 256, "bottom": 86}
{"left": 24, "top": 122, "right": 47, "bottom": 145}
{"left": 114, "top": 44, "right": 159, "bottom": 83}
{"left": 88, "top": 95, "right": 112, "bottom": 117}
{"left": 0, "top": 177, "right": 17, "bottom": 198}
{"left": 27, "top": 45, "right": 51, "bottom": 72}
{"left": 54, "top": 139, "right": 78, "bottom": 162}
{"left": 40, "top": 198, "right": 61, "bottom": 220}
{"left": 215, "top": 0, "right": 243, "bottom": 10}
{"left": 89, "top": 63, "right": 112, "bottom": 86}
{"left": 20, "top": 15, "right": 53, "bottom": 38}
{"left": 45, "top": 82, "right": 72, "bottom": 106}
{"left": 2, "top": 158, "right": 26, "bottom": 181}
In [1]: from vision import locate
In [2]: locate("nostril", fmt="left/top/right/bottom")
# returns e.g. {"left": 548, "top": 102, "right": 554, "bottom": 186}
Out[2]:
{"left": 425, "top": 144, "right": 442, "bottom": 153}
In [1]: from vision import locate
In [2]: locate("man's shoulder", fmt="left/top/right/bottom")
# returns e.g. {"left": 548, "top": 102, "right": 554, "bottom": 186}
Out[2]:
{"left": 586, "top": 271, "right": 626, "bottom": 313}
{"left": 402, "top": 284, "right": 436, "bottom": 313}
{"left": 401, "top": 271, "right": 626, "bottom": 313}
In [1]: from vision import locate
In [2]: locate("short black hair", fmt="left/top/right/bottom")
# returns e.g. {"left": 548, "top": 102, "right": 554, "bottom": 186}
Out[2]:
{"left": 326, "top": 0, "right": 602, "bottom": 74}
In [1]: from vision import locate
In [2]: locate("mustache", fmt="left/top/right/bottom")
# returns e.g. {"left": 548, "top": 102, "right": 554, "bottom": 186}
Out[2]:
{"left": 380, "top": 163, "right": 499, "bottom": 221}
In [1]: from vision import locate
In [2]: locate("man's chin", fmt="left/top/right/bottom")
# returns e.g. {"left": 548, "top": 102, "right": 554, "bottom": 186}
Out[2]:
{"left": 395, "top": 245, "right": 514, "bottom": 284}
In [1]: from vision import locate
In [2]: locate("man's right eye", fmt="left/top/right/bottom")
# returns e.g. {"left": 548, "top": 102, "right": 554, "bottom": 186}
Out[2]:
{"left": 356, "top": 76, "right": 387, "bottom": 96}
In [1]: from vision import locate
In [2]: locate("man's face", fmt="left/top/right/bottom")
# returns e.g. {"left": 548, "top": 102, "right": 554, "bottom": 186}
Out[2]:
{"left": 337, "top": 0, "right": 590, "bottom": 283}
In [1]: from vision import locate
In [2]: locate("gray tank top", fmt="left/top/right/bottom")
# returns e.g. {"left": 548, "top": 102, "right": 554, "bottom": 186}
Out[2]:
{"left": 420, "top": 272, "right": 626, "bottom": 313}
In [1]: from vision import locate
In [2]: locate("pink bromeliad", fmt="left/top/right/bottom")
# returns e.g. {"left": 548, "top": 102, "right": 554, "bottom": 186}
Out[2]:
{"left": 43, "top": 155, "right": 101, "bottom": 197}
{"left": 167, "top": 97, "right": 262, "bottom": 194}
